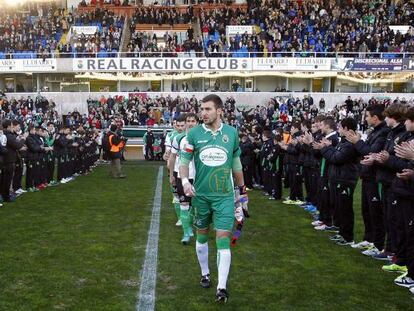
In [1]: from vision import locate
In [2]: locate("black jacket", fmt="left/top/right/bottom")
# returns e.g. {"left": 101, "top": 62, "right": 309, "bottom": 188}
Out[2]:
{"left": 321, "top": 137, "right": 360, "bottom": 186}
{"left": 354, "top": 122, "right": 390, "bottom": 180}
{"left": 260, "top": 139, "right": 274, "bottom": 170}
{"left": 286, "top": 131, "right": 302, "bottom": 166}
{"left": 385, "top": 131, "right": 414, "bottom": 198}
{"left": 240, "top": 140, "right": 255, "bottom": 166}
{"left": 319, "top": 131, "right": 339, "bottom": 179}
{"left": 54, "top": 134, "right": 69, "bottom": 157}
{"left": 376, "top": 123, "right": 406, "bottom": 186}
{"left": 268, "top": 143, "right": 284, "bottom": 173}
{"left": 26, "top": 134, "right": 43, "bottom": 161}
{"left": 4, "top": 130, "right": 24, "bottom": 164}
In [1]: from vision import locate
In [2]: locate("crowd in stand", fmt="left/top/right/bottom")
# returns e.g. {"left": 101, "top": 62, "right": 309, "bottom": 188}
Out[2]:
{"left": 201, "top": 0, "right": 414, "bottom": 57}
{"left": 58, "top": 8, "right": 124, "bottom": 56}
{"left": 0, "top": 2, "right": 65, "bottom": 56}
{"left": 0, "top": 93, "right": 101, "bottom": 207}
{"left": 126, "top": 7, "right": 203, "bottom": 57}
{"left": 2, "top": 0, "right": 413, "bottom": 58}
{"left": 0, "top": 4, "right": 124, "bottom": 57}
{"left": 86, "top": 93, "right": 414, "bottom": 133}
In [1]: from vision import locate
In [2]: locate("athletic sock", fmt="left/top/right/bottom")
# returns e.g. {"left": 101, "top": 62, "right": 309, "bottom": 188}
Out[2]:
{"left": 180, "top": 204, "right": 190, "bottom": 235}
{"left": 196, "top": 234, "right": 209, "bottom": 276}
{"left": 216, "top": 236, "right": 231, "bottom": 290}
{"left": 174, "top": 202, "right": 181, "bottom": 220}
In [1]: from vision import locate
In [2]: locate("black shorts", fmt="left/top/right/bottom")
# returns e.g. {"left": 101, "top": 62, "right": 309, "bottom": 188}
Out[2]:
{"left": 177, "top": 177, "right": 194, "bottom": 204}
{"left": 172, "top": 171, "right": 179, "bottom": 195}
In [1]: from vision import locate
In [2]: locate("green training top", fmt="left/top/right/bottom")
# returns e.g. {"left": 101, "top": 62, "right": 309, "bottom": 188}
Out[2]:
{"left": 180, "top": 123, "right": 241, "bottom": 198}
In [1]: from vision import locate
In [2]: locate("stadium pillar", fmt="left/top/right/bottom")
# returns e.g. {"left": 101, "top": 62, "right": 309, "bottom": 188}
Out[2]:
{"left": 286, "top": 78, "right": 289, "bottom": 91}
{"left": 36, "top": 74, "right": 40, "bottom": 92}
{"left": 117, "top": 80, "right": 121, "bottom": 92}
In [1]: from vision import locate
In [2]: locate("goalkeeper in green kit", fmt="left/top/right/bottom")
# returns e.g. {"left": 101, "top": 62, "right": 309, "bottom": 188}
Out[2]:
{"left": 179, "top": 94, "right": 248, "bottom": 303}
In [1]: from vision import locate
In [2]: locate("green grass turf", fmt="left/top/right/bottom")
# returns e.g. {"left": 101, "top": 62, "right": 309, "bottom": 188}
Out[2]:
{"left": 156, "top": 173, "right": 414, "bottom": 311}
{"left": 0, "top": 162, "right": 159, "bottom": 311}
{"left": 1, "top": 163, "right": 413, "bottom": 310}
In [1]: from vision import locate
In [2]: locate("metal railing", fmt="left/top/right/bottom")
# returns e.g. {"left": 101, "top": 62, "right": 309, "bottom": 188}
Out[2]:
{"left": 2, "top": 51, "right": 414, "bottom": 59}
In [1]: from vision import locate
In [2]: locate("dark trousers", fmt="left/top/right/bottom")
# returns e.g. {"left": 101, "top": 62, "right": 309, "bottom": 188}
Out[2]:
{"left": 361, "top": 180, "right": 385, "bottom": 250}
{"left": 145, "top": 144, "right": 154, "bottom": 160}
{"left": 289, "top": 164, "right": 303, "bottom": 201}
{"left": 319, "top": 178, "right": 335, "bottom": 226}
{"left": 303, "top": 166, "right": 312, "bottom": 203}
{"left": 393, "top": 197, "right": 414, "bottom": 278}
{"left": 262, "top": 169, "right": 272, "bottom": 194}
{"left": 304, "top": 167, "right": 319, "bottom": 205}
{"left": 283, "top": 163, "right": 289, "bottom": 188}
{"left": 242, "top": 163, "right": 254, "bottom": 189}
{"left": 37, "top": 159, "right": 47, "bottom": 186}
{"left": 25, "top": 160, "right": 37, "bottom": 189}
{"left": 47, "top": 158, "right": 55, "bottom": 183}
{"left": 57, "top": 155, "right": 68, "bottom": 181}
{"left": 13, "top": 160, "right": 23, "bottom": 191}
{"left": 335, "top": 183, "right": 355, "bottom": 242}
{"left": 271, "top": 171, "right": 282, "bottom": 199}
{"left": 381, "top": 185, "right": 398, "bottom": 254}
{"left": 1, "top": 163, "right": 15, "bottom": 200}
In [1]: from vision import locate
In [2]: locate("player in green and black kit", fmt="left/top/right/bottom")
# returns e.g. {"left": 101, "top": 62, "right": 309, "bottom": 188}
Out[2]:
{"left": 179, "top": 94, "right": 248, "bottom": 303}
{"left": 164, "top": 120, "right": 185, "bottom": 226}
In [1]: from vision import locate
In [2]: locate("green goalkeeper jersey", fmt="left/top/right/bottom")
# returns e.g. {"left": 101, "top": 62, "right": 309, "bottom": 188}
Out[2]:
{"left": 180, "top": 123, "right": 241, "bottom": 198}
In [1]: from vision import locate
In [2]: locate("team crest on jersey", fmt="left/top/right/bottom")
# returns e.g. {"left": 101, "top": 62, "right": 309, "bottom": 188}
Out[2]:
{"left": 222, "top": 134, "right": 229, "bottom": 143}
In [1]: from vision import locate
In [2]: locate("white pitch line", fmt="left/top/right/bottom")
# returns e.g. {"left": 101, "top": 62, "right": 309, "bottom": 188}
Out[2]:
{"left": 137, "top": 166, "right": 164, "bottom": 311}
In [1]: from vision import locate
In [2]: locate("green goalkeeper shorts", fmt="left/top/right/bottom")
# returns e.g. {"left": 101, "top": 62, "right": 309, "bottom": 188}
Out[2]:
{"left": 192, "top": 195, "right": 234, "bottom": 232}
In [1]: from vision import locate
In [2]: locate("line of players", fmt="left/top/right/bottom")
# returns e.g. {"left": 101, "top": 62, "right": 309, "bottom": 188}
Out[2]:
{"left": 0, "top": 120, "right": 99, "bottom": 205}
{"left": 255, "top": 103, "right": 414, "bottom": 293}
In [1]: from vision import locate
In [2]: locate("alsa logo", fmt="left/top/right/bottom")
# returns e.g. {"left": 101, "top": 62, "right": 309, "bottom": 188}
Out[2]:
{"left": 199, "top": 147, "right": 228, "bottom": 167}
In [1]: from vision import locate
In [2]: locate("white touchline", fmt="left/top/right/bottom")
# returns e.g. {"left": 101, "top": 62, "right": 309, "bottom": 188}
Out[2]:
{"left": 137, "top": 166, "right": 164, "bottom": 311}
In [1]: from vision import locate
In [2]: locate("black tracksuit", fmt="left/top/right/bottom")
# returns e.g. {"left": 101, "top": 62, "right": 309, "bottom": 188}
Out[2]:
{"left": 286, "top": 132, "right": 304, "bottom": 201}
{"left": 321, "top": 138, "right": 360, "bottom": 242}
{"left": 25, "top": 133, "right": 44, "bottom": 189}
{"left": 384, "top": 131, "right": 414, "bottom": 268}
{"left": 240, "top": 139, "right": 255, "bottom": 189}
{"left": 2, "top": 130, "right": 24, "bottom": 200}
{"left": 317, "top": 132, "right": 339, "bottom": 226}
{"left": 354, "top": 122, "right": 390, "bottom": 250}
{"left": 54, "top": 134, "right": 70, "bottom": 181}
{"left": 376, "top": 123, "right": 406, "bottom": 253}
{"left": 269, "top": 143, "right": 284, "bottom": 199}
{"left": 260, "top": 139, "right": 274, "bottom": 195}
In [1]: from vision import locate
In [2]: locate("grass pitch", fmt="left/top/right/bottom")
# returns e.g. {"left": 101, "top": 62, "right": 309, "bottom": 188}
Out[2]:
{"left": 0, "top": 162, "right": 412, "bottom": 310}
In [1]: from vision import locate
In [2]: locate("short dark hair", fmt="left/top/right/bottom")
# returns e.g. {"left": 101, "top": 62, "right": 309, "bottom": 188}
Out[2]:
{"left": 405, "top": 106, "right": 414, "bottom": 121}
{"left": 314, "top": 115, "right": 326, "bottom": 123}
{"left": 202, "top": 94, "right": 223, "bottom": 109}
{"left": 185, "top": 113, "right": 198, "bottom": 122}
{"left": 291, "top": 121, "right": 301, "bottom": 131}
{"left": 2, "top": 120, "right": 11, "bottom": 129}
{"left": 340, "top": 117, "right": 357, "bottom": 131}
{"left": 384, "top": 103, "right": 407, "bottom": 123}
{"left": 11, "top": 120, "right": 20, "bottom": 126}
{"left": 109, "top": 124, "right": 117, "bottom": 132}
{"left": 366, "top": 104, "right": 385, "bottom": 121}
{"left": 322, "top": 116, "right": 336, "bottom": 130}
{"left": 176, "top": 113, "right": 187, "bottom": 123}
{"left": 301, "top": 119, "right": 311, "bottom": 130}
